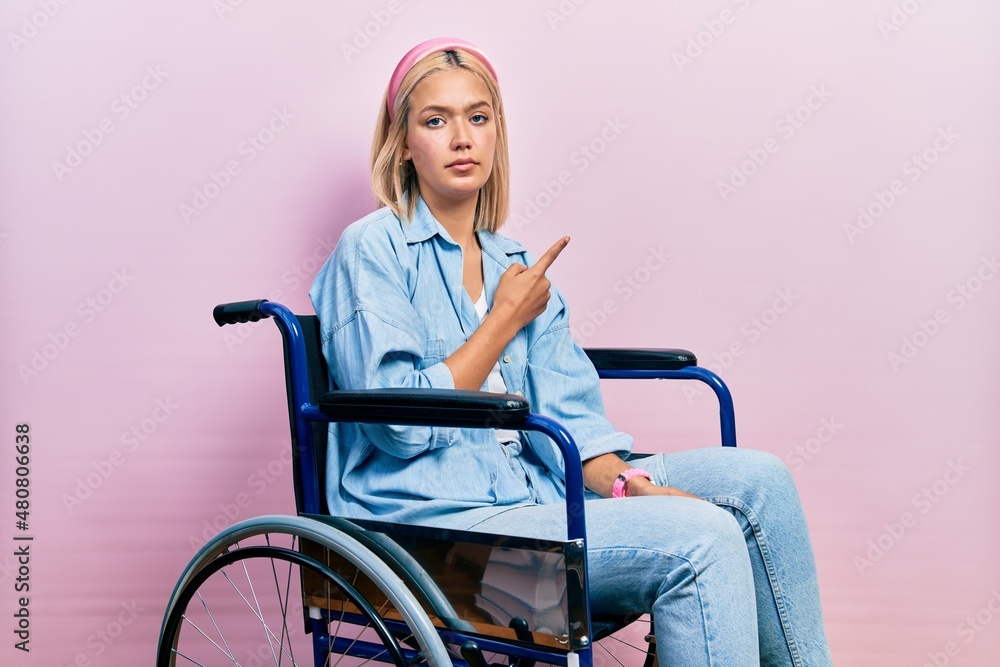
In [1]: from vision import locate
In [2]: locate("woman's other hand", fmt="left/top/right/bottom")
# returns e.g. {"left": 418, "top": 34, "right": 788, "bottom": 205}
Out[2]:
{"left": 625, "top": 476, "right": 702, "bottom": 500}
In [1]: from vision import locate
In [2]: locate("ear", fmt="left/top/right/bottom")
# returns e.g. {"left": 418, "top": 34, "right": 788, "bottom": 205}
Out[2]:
{"left": 401, "top": 145, "right": 411, "bottom": 161}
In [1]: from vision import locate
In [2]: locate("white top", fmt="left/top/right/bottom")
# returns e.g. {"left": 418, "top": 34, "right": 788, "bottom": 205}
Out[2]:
{"left": 473, "top": 287, "right": 523, "bottom": 446}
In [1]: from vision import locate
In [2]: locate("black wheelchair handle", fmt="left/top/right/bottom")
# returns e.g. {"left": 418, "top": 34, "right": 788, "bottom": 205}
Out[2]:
{"left": 213, "top": 300, "right": 271, "bottom": 327}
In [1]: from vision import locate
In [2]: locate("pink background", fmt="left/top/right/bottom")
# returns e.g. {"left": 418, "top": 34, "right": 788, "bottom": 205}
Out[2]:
{"left": 2, "top": 1, "right": 999, "bottom": 665}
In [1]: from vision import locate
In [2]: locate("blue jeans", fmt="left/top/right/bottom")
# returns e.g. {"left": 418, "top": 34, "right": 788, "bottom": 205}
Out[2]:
{"left": 465, "top": 447, "right": 833, "bottom": 667}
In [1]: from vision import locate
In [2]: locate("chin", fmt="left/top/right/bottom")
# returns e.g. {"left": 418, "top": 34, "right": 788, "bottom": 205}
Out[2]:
{"left": 445, "top": 181, "right": 488, "bottom": 197}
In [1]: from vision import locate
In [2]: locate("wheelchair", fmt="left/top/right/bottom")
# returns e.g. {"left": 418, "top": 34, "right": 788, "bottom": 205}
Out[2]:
{"left": 156, "top": 298, "right": 738, "bottom": 667}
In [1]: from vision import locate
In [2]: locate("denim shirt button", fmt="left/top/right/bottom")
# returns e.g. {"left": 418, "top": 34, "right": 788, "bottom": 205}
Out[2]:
{"left": 514, "top": 390, "right": 523, "bottom": 396}
{"left": 502, "top": 354, "right": 511, "bottom": 363}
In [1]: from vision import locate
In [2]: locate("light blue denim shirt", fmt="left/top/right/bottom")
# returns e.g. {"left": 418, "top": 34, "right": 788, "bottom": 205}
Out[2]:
{"left": 309, "top": 197, "right": 633, "bottom": 528}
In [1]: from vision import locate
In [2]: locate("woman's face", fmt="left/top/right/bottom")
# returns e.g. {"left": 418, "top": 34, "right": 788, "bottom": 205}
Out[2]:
{"left": 402, "top": 68, "right": 497, "bottom": 212}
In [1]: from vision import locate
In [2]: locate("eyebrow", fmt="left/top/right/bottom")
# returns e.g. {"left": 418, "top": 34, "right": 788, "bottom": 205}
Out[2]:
{"left": 417, "top": 100, "right": 492, "bottom": 115}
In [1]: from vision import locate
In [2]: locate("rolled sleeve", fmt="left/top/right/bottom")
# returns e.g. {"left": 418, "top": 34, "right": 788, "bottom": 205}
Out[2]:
{"left": 333, "top": 309, "right": 462, "bottom": 460}
{"left": 421, "top": 360, "right": 455, "bottom": 390}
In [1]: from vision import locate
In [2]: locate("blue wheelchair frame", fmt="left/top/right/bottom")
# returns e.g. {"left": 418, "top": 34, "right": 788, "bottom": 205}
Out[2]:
{"left": 208, "top": 298, "right": 737, "bottom": 667}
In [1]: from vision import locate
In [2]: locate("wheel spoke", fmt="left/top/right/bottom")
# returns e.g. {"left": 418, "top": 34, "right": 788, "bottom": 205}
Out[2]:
{"left": 597, "top": 639, "right": 628, "bottom": 667}
{"left": 602, "top": 633, "right": 648, "bottom": 653}
{"left": 220, "top": 567, "right": 299, "bottom": 662}
{"left": 266, "top": 533, "right": 297, "bottom": 667}
{"left": 194, "top": 579, "right": 238, "bottom": 662}
{"left": 329, "top": 596, "right": 388, "bottom": 667}
{"left": 180, "top": 611, "right": 238, "bottom": 663}
{"left": 239, "top": 551, "right": 281, "bottom": 665}
{"left": 171, "top": 647, "right": 209, "bottom": 666}
{"left": 327, "top": 564, "right": 357, "bottom": 653}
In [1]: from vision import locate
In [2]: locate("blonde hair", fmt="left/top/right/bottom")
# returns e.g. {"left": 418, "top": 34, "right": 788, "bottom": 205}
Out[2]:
{"left": 370, "top": 49, "right": 510, "bottom": 232}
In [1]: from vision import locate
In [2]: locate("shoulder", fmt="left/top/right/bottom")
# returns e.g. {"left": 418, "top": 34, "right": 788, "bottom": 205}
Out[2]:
{"left": 328, "top": 207, "right": 417, "bottom": 286}
{"left": 309, "top": 209, "right": 423, "bottom": 345}
{"left": 337, "top": 206, "right": 406, "bottom": 258}
{"left": 311, "top": 207, "right": 408, "bottom": 311}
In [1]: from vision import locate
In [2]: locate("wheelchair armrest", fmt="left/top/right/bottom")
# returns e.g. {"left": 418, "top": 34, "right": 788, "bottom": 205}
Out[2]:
{"left": 584, "top": 347, "right": 697, "bottom": 371}
{"left": 317, "top": 388, "right": 530, "bottom": 429}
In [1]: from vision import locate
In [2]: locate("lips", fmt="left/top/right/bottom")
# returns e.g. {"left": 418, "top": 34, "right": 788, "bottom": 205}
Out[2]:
{"left": 447, "top": 158, "right": 477, "bottom": 171}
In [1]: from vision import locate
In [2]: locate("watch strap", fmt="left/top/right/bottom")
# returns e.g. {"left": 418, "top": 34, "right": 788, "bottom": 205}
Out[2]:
{"left": 612, "top": 468, "right": 653, "bottom": 498}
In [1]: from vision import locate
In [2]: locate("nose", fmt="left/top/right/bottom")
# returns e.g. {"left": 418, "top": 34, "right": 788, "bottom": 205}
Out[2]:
{"left": 451, "top": 120, "right": 472, "bottom": 150}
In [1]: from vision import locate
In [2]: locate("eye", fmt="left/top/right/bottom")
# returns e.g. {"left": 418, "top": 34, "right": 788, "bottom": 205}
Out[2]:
{"left": 425, "top": 117, "right": 444, "bottom": 127}
{"left": 471, "top": 113, "right": 489, "bottom": 124}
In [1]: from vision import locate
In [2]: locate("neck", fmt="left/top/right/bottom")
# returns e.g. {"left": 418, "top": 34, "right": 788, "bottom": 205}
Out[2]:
{"left": 422, "top": 192, "right": 479, "bottom": 250}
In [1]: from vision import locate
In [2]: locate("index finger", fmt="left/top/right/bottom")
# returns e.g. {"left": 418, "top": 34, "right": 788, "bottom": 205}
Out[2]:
{"left": 531, "top": 236, "right": 570, "bottom": 273}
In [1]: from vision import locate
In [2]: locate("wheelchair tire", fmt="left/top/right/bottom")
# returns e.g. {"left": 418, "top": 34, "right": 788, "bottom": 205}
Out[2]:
{"left": 156, "top": 515, "right": 451, "bottom": 667}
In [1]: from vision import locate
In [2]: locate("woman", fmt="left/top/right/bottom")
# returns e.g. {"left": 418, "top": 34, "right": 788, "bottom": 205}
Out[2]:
{"left": 310, "top": 37, "right": 833, "bottom": 666}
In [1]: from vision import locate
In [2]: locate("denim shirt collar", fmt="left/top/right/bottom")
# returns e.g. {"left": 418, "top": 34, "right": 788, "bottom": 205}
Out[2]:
{"left": 399, "top": 196, "right": 443, "bottom": 244}
{"left": 403, "top": 195, "right": 526, "bottom": 262}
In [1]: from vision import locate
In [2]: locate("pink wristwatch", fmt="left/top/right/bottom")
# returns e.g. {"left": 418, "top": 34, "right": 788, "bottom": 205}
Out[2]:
{"left": 612, "top": 468, "right": 654, "bottom": 498}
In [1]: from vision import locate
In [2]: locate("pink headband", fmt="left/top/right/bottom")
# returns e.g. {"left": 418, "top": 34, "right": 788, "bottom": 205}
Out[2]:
{"left": 386, "top": 37, "right": 498, "bottom": 123}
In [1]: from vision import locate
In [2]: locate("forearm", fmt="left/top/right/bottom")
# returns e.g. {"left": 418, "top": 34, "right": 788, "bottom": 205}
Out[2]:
{"left": 583, "top": 452, "right": 645, "bottom": 497}
{"left": 446, "top": 241, "right": 568, "bottom": 391}
{"left": 443, "top": 307, "right": 519, "bottom": 391}
{"left": 583, "top": 452, "right": 700, "bottom": 500}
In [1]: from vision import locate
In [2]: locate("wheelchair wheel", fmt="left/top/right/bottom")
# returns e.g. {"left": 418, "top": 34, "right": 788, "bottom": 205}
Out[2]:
{"left": 157, "top": 515, "right": 451, "bottom": 667}
{"left": 593, "top": 616, "right": 656, "bottom": 667}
